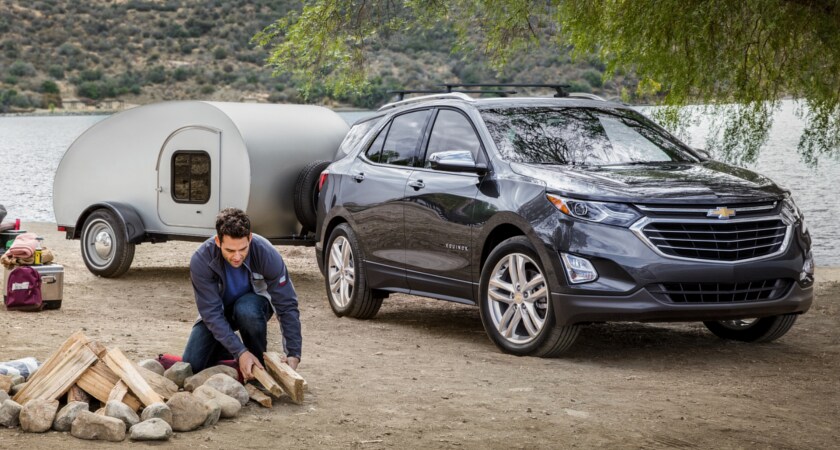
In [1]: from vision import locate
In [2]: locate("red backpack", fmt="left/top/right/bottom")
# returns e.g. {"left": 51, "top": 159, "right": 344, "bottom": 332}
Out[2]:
{"left": 5, "top": 266, "right": 43, "bottom": 311}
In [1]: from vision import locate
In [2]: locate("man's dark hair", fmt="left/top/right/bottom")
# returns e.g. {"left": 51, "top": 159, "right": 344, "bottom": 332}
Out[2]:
{"left": 216, "top": 208, "right": 251, "bottom": 241}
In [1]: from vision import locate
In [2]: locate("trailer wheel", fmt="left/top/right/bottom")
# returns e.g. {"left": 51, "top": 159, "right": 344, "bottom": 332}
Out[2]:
{"left": 81, "top": 209, "right": 135, "bottom": 278}
{"left": 294, "top": 160, "right": 332, "bottom": 233}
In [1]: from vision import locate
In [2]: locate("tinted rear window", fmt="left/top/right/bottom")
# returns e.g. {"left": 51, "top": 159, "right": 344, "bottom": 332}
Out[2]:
{"left": 481, "top": 107, "right": 699, "bottom": 166}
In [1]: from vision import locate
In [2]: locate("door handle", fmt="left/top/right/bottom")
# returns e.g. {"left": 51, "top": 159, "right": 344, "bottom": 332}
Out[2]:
{"left": 408, "top": 180, "right": 425, "bottom": 190}
{"left": 353, "top": 173, "right": 365, "bottom": 182}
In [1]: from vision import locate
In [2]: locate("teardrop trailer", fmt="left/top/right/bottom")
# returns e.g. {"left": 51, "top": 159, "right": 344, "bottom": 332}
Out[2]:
{"left": 53, "top": 101, "right": 349, "bottom": 277}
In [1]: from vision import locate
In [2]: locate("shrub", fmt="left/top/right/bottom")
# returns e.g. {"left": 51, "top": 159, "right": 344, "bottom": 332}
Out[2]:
{"left": 582, "top": 70, "right": 603, "bottom": 88}
{"left": 80, "top": 68, "right": 103, "bottom": 82}
{"left": 9, "top": 61, "right": 36, "bottom": 77}
{"left": 145, "top": 65, "right": 167, "bottom": 84}
{"left": 41, "top": 80, "right": 60, "bottom": 94}
{"left": 213, "top": 46, "right": 227, "bottom": 60}
{"left": 200, "top": 85, "right": 215, "bottom": 95}
{"left": 48, "top": 65, "right": 65, "bottom": 79}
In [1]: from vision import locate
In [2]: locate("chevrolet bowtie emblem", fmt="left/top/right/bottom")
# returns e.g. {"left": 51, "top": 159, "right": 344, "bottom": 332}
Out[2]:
{"left": 708, "top": 206, "right": 736, "bottom": 219}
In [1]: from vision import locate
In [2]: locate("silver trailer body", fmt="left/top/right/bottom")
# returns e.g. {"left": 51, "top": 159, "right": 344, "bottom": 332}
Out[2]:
{"left": 54, "top": 101, "right": 349, "bottom": 277}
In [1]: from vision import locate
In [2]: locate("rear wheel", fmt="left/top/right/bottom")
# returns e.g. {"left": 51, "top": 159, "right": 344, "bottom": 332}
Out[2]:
{"left": 80, "top": 209, "right": 135, "bottom": 278}
{"left": 703, "top": 314, "right": 798, "bottom": 342}
{"left": 479, "top": 236, "right": 579, "bottom": 357}
{"left": 324, "top": 224, "right": 383, "bottom": 319}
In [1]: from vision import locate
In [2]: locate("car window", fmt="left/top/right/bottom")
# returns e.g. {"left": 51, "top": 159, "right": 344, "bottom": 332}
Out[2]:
{"left": 337, "top": 117, "right": 380, "bottom": 159}
{"left": 481, "top": 106, "right": 699, "bottom": 166}
{"left": 364, "top": 123, "right": 389, "bottom": 163}
{"left": 380, "top": 110, "right": 431, "bottom": 166}
{"left": 424, "top": 110, "right": 481, "bottom": 168}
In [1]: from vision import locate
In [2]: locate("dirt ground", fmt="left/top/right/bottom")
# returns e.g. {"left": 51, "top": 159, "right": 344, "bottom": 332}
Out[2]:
{"left": 1, "top": 222, "right": 838, "bottom": 449}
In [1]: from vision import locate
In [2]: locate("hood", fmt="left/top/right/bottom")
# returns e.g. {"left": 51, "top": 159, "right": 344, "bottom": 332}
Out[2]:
{"left": 509, "top": 161, "right": 787, "bottom": 204}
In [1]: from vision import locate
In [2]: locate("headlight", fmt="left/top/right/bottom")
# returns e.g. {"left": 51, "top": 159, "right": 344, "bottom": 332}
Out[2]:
{"left": 546, "top": 194, "right": 641, "bottom": 227}
{"left": 782, "top": 194, "right": 807, "bottom": 233}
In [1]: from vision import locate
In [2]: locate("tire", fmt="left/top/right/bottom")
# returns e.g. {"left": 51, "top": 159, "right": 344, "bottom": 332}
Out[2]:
{"left": 294, "top": 160, "right": 332, "bottom": 233}
{"left": 479, "top": 236, "right": 580, "bottom": 357}
{"left": 80, "top": 209, "right": 135, "bottom": 278}
{"left": 324, "top": 224, "right": 383, "bottom": 319}
{"left": 703, "top": 314, "right": 798, "bottom": 343}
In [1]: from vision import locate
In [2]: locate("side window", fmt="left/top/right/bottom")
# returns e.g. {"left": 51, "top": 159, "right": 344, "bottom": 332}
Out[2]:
{"left": 338, "top": 117, "right": 380, "bottom": 159}
{"left": 172, "top": 151, "right": 210, "bottom": 204}
{"left": 364, "top": 123, "right": 390, "bottom": 163}
{"left": 380, "top": 110, "right": 431, "bottom": 166}
{"left": 425, "top": 110, "right": 482, "bottom": 167}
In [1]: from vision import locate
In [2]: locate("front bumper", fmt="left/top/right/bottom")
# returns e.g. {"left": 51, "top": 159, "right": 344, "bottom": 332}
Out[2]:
{"left": 553, "top": 281, "right": 813, "bottom": 326}
{"left": 543, "top": 213, "right": 814, "bottom": 326}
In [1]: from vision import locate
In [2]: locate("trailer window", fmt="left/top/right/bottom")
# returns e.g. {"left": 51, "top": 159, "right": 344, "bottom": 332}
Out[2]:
{"left": 172, "top": 151, "right": 211, "bottom": 204}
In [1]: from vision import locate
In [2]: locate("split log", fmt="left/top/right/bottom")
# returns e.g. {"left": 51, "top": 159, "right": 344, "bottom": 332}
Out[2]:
{"left": 252, "top": 366, "right": 284, "bottom": 397}
{"left": 245, "top": 384, "right": 272, "bottom": 408}
{"left": 76, "top": 360, "right": 142, "bottom": 411}
{"left": 134, "top": 365, "right": 179, "bottom": 400}
{"left": 108, "top": 381, "right": 129, "bottom": 402}
{"left": 67, "top": 384, "right": 91, "bottom": 403}
{"left": 263, "top": 352, "right": 305, "bottom": 405}
{"left": 103, "top": 348, "right": 163, "bottom": 406}
{"left": 13, "top": 331, "right": 98, "bottom": 404}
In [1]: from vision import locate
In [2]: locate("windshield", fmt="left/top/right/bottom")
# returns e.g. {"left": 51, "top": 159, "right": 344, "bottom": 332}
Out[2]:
{"left": 481, "top": 107, "right": 700, "bottom": 166}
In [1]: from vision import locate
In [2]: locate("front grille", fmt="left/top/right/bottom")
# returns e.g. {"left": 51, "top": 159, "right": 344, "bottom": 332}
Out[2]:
{"left": 641, "top": 219, "right": 787, "bottom": 261}
{"left": 649, "top": 279, "right": 792, "bottom": 303}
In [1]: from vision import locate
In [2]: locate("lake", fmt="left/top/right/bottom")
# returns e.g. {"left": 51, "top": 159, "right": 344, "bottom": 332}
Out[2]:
{"left": 1, "top": 102, "right": 837, "bottom": 265}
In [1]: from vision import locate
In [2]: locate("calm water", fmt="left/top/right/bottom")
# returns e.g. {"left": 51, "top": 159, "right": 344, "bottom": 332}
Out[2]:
{"left": 1, "top": 103, "right": 837, "bottom": 264}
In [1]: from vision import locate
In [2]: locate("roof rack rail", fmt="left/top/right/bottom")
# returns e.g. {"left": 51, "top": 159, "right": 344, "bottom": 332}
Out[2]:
{"left": 441, "top": 83, "right": 571, "bottom": 98}
{"left": 378, "top": 92, "right": 475, "bottom": 111}
{"left": 567, "top": 92, "right": 607, "bottom": 102}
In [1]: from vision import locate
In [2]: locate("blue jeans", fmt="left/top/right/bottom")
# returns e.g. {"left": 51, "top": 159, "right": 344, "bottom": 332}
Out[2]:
{"left": 182, "top": 293, "right": 272, "bottom": 373}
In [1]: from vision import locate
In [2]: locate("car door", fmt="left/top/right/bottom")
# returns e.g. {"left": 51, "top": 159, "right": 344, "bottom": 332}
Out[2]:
{"left": 341, "top": 109, "right": 433, "bottom": 290}
{"left": 404, "top": 108, "right": 486, "bottom": 302}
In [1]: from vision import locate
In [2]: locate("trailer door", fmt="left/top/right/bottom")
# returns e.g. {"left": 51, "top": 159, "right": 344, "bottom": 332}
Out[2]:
{"left": 157, "top": 126, "right": 221, "bottom": 228}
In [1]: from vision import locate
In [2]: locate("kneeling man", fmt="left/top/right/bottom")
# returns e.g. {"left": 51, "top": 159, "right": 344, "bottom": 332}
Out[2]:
{"left": 183, "top": 208, "right": 300, "bottom": 378}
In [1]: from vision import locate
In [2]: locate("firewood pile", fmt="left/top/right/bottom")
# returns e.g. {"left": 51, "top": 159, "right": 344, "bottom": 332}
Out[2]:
{"left": 0, "top": 330, "right": 306, "bottom": 442}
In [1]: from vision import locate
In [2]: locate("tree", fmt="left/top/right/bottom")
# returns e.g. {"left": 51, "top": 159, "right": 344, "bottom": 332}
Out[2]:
{"left": 254, "top": 0, "right": 840, "bottom": 165}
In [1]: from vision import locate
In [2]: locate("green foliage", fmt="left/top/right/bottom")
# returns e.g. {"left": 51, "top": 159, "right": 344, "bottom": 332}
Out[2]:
{"left": 256, "top": 0, "right": 840, "bottom": 163}
{"left": 145, "top": 65, "right": 167, "bottom": 84}
{"left": 41, "top": 80, "right": 60, "bottom": 94}
{"left": 48, "top": 65, "right": 65, "bottom": 79}
{"left": 213, "top": 46, "right": 228, "bottom": 60}
{"left": 9, "top": 60, "right": 36, "bottom": 77}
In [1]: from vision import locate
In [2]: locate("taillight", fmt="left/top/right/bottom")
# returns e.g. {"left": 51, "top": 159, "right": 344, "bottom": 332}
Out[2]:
{"left": 318, "top": 171, "right": 329, "bottom": 191}
{"left": 57, "top": 226, "right": 66, "bottom": 232}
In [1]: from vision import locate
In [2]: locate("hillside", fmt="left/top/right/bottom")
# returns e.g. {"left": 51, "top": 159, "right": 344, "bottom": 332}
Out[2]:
{"left": 0, "top": 0, "right": 637, "bottom": 113}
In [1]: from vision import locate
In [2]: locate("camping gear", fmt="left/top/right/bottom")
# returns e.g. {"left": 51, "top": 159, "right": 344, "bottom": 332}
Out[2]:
{"left": 3, "top": 263, "right": 63, "bottom": 310}
{"left": 0, "top": 356, "right": 40, "bottom": 379}
{"left": 4, "top": 266, "right": 43, "bottom": 311}
{"left": 1, "top": 229, "right": 26, "bottom": 250}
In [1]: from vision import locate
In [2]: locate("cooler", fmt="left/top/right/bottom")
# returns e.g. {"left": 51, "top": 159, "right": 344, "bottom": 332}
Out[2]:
{"left": 3, "top": 264, "right": 64, "bottom": 310}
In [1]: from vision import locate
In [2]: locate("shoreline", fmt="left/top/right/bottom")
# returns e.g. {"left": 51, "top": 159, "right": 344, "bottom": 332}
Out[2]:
{"left": 19, "top": 221, "right": 840, "bottom": 282}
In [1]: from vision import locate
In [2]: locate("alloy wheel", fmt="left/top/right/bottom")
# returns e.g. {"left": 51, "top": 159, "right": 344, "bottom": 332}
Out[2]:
{"left": 487, "top": 252, "right": 549, "bottom": 345}
{"left": 328, "top": 236, "right": 355, "bottom": 308}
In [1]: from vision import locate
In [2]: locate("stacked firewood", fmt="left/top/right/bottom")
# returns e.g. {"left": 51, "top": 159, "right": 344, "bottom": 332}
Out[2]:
{"left": 0, "top": 330, "right": 305, "bottom": 441}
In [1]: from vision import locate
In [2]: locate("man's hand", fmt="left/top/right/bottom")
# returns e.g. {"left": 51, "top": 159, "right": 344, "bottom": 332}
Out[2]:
{"left": 238, "top": 351, "right": 264, "bottom": 381}
{"left": 283, "top": 355, "right": 300, "bottom": 371}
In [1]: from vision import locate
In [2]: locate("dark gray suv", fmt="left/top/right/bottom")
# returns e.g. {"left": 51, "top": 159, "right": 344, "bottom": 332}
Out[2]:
{"left": 315, "top": 92, "right": 814, "bottom": 357}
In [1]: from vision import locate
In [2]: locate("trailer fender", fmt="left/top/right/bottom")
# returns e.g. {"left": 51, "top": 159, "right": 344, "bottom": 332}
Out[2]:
{"left": 75, "top": 202, "right": 146, "bottom": 244}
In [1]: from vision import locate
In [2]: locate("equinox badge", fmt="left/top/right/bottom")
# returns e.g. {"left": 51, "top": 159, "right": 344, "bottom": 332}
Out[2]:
{"left": 708, "top": 206, "right": 736, "bottom": 219}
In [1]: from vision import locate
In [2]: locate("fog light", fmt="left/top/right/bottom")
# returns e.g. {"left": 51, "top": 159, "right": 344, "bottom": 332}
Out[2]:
{"left": 801, "top": 250, "right": 815, "bottom": 283}
{"left": 561, "top": 253, "right": 598, "bottom": 284}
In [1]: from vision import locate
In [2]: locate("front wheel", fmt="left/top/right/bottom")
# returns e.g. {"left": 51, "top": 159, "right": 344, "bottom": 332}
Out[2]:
{"left": 479, "top": 236, "right": 579, "bottom": 357}
{"left": 80, "top": 209, "right": 135, "bottom": 278}
{"left": 324, "top": 224, "right": 383, "bottom": 319}
{"left": 703, "top": 314, "right": 798, "bottom": 342}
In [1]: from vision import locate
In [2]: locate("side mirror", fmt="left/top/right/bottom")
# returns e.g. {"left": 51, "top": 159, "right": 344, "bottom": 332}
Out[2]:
{"left": 693, "top": 147, "right": 712, "bottom": 160}
{"left": 428, "top": 150, "right": 487, "bottom": 175}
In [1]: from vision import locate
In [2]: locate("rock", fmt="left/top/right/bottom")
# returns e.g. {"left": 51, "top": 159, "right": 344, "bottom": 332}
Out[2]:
{"left": 193, "top": 385, "right": 241, "bottom": 418}
{"left": 0, "top": 399, "right": 22, "bottom": 428}
{"left": 71, "top": 410, "right": 126, "bottom": 442}
{"left": 10, "top": 382, "right": 26, "bottom": 395}
{"left": 140, "top": 402, "right": 172, "bottom": 425}
{"left": 203, "top": 374, "right": 249, "bottom": 406}
{"left": 0, "top": 391, "right": 8, "bottom": 404}
{"left": 53, "top": 401, "right": 89, "bottom": 432}
{"left": 166, "top": 392, "right": 209, "bottom": 432}
{"left": 184, "top": 365, "right": 238, "bottom": 391}
{"left": 137, "top": 359, "right": 165, "bottom": 376}
{"left": 20, "top": 398, "right": 59, "bottom": 433}
{"left": 105, "top": 400, "right": 140, "bottom": 428}
{"left": 0, "top": 374, "right": 11, "bottom": 393}
{"left": 129, "top": 418, "right": 172, "bottom": 441}
{"left": 10, "top": 375, "right": 24, "bottom": 387}
{"left": 164, "top": 361, "right": 193, "bottom": 388}
{"left": 202, "top": 399, "right": 221, "bottom": 428}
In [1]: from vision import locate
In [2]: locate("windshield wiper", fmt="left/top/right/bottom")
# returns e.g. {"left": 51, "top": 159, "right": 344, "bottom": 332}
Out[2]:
{"left": 597, "top": 161, "right": 676, "bottom": 167}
